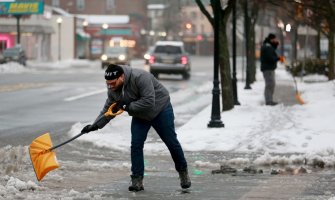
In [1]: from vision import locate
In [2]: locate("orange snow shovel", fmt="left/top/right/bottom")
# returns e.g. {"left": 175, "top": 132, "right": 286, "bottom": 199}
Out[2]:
{"left": 29, "top": 103, "right": 123, "bottom": 181}
{"left": 284, "top": 58, "right": 305, "bottom": 105}
{"left": 292, "top": 76, "right": 305, "bottom": 105}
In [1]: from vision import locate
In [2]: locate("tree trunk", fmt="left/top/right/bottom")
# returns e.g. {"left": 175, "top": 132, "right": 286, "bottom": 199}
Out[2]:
{"left": 291, "top": 23, "right": 298, "bottom": 65}
{"left": 219, "top": 3, "right": 234, "bottom": 111}
{"left": 248, "top": 1, "right": 259, "bottom": 83}
{"left": 328, "top": 31, "right": 335, "bottom": 80}
{"left": 316, "top": 29, "right": 321, "bottom": 59}
{"left": 249, "top": 21, "right": 256, "bottom": 83}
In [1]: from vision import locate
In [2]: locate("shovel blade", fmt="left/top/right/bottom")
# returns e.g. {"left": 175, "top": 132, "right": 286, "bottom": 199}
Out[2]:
{"left": 295, "top": 92, "right": 305, "bottom": 105}
{"left": 29, "top": 133, "right": 59, "bottom": 181}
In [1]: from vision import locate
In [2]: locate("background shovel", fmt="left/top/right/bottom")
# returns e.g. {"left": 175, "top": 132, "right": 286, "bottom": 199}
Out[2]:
{"left": 29, "top": 103, "right": 123, "bottom": 181}
{"left": 282, "top": 57, "right": 305, "bottom": 105}
{"left": 292, "top": 75, "right": 305, "bottom": 105}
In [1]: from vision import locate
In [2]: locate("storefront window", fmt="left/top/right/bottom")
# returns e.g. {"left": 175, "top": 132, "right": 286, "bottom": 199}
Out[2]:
{"left": 77, "top": 0, "right": 85, "bottom": 11}
{"left": 52, "top": 0, "right": 59, "bottom": 7}
{"left": 106, "top": 0, "right": 115, "bottom": 10}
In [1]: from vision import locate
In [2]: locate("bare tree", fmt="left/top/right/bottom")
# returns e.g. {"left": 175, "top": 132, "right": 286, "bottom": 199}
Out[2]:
{"left": 291, "top": 0, "right": 335, "bottom": 80}
{"left": 195, "top": 0, "right": 235, "bottom": 111}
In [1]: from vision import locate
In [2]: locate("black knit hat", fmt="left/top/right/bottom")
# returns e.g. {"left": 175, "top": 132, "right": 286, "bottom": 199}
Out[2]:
{"left": 267, "top": 33, "right": 276, "bottom": 40}
{"left": 105, "top": 64, "right": 124, "bottom": 80}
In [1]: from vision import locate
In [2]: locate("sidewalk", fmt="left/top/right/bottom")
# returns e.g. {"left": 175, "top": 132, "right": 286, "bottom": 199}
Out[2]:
{"left": 96, "top": 168, "right": 335, "bottom": 200}
{"left": 92, "top": 82, "right": 335, "bottom": 200}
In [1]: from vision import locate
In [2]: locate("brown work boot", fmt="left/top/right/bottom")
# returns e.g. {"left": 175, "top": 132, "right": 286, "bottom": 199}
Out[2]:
{"left": 128, "top": 175, "right": 144, "bottom": 192}
{"left": 178, "top": 169, "right": 191, "bottom": 189}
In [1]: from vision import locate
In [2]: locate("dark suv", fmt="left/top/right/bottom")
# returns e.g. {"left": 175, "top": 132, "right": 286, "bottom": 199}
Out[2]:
{"left": 149, "top": 41, "right": 191, "bottom": 79}
{"left": 3, "top": 46, "right": 27, "bottom": 66}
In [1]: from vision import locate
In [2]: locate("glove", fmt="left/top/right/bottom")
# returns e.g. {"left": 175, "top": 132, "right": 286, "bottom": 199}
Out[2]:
{"left": 81, "top": 124, "right": 98, "bottom": 133}
{"left": 116, "top": 100, "right": 129, "bottom": 112}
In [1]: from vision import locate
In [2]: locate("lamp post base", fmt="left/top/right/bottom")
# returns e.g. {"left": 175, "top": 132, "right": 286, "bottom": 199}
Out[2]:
{"left": 208, "top": 120, "right": 225, "bottom": 128}
{"left": 244, "top": 85, "right": 252, "bottom": 89}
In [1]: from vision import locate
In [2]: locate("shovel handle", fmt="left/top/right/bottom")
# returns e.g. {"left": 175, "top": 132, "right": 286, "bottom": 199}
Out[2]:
{"left": 104, "top": 103, "right": 124, "bottom": 117}
{"left": 48, "top": 131, "right": 86, "bottom": 152}
{"left": 46, "top": 103, "right": 123, "bottom": 152}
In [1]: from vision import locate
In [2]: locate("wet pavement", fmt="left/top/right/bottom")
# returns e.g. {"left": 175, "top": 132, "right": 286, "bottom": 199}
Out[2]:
{"left": 92, "top": 158, "right": 335, "bottom": 200}
{"left": 89, "top": 80, "right": 335, "bottom": 200}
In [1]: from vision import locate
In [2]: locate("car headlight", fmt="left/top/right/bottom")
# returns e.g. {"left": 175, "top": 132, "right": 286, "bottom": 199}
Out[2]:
{"left": 118, "top": 54, "right": 126, "bottom": 61}
{"left": 101, "top": 54, "right": 108, "bottom": 61}
{"left": 144, "top": 53, "right": 150, "bottom": 60}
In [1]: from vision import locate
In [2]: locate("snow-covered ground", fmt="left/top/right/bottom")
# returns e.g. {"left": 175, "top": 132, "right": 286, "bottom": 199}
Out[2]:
{"left": 68, "top": 62, "right": 335, "bottom": 167}
{"left": 1, "top": 59, "right": 335, "bottom": 199}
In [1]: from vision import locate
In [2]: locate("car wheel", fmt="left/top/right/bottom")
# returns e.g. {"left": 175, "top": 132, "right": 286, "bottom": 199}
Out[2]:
{"left": 182, "top": 72, "right": 190, "bottom": 80}
{"left": 151, "top": 72, "right": 159, "bottom": 79}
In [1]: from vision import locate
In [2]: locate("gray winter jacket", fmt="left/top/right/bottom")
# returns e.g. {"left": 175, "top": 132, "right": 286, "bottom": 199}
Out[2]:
{"left": 94, "top": 66, "right": 170, "bottom": 128}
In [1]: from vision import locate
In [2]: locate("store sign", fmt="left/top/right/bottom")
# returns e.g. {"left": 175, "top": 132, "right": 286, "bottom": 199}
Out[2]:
{"left": 100, "top": 29, "right": 132, "bottom": 36}
{"left": 0, "top": 1, "right": 44, "bottom": 15}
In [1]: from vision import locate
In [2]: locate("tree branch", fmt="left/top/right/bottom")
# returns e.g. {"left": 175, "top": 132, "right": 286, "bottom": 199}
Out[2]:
{"left": 195, "top": 0, "right": 214, "bottom": 27}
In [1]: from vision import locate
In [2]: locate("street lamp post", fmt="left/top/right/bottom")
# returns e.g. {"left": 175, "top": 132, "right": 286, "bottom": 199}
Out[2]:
{"left": 14, "top": 15, "right": 22, "bottom": 45}
{"left": 57, "top": 17, "right": 63, "bottom": 61}
{"left": 102, "top": 23, "right": 108, "bottom": 54}
{"left": 232, "top": 0, "right": 240, "bottom": 105}
{"left": 278, "top": 21, "right": 285, "bottom": 56}
{"left": 208, "top": 0, "right": 224, "bottom": 128}
{"left": 244, "top": 0, "right": 252, "bottom": 89}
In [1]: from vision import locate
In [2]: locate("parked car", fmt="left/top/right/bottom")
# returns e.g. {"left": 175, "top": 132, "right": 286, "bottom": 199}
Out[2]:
{"left": 2, "top": 46, "right": 27, "bottom": 66}
{"left": 143, "top": 46, "right": 154, "bottom": 65}
{"left": 0, "top": 53, "right": 4, "bottom": 64}
{"left": 149, "top": 41, "right": 191, "bottom": 80}
{"left": 101, "top": 46, "right": 131, "bottom": 69}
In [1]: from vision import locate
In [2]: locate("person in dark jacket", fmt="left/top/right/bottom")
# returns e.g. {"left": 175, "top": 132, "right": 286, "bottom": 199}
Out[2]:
{"left": 260, "top": 33, "right": 281, "bottom": 106}
{"left": 81, "top": 64, "right": 191, "bottom": 192}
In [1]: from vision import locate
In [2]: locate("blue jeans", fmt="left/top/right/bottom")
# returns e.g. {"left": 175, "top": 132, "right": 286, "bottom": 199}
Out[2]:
{"left": 130, "top": 102, "right": 188, "bottom": 176}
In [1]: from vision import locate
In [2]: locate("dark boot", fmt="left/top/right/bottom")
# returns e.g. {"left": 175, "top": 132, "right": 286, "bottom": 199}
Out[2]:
{"left": 128, "top": 175, "right": 144, "bottom": 192}
{"left": 178, "top": 169, "right": 191, "bottom": 189}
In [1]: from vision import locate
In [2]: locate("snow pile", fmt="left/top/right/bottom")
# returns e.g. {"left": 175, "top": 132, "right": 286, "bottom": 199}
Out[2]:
{"left": 0, "top": 176, "right": 39, "bottom": 199}
{"left": 0, "top": 62, "right": 29, "bottom": 73}
{"left": 5, "top": 176, "right": 38, "bottom": 192}
{"left": 0, "top": 175, "right": 103, "bottom": 200}
{"left": 0, "top": 145, "right": 30, "bottom": 175}
{"left": 0, "top": 59, "right": 101, "bottom": 73}
{"left": 28, "top": 59, "right": 100, "bottom": 70}
{"left": 0, "top": 145, "right": 105, "bottom": 200}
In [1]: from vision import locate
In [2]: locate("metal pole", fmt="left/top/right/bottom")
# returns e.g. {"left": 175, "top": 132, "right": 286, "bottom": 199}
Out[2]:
{"left": 58, "top": 22, "right": 61, "bottom": 61}
{"left": 280, "top": 30, "right": 284, "bottom": 56}
{"left": 244, "top": 0, "right": 252, "bottom": 89}
{"left": 232, "top": 0, "right": 240, "bottom": 105}
{"left": 208, "top": 0, "right": 224, "bottom": 128}
{"left": 15, "top": 15, "right": 21, "bottom": 45}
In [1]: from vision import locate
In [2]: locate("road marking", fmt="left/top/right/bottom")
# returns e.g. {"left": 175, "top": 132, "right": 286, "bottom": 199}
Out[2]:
{"left": 64, "top": 89, "right": 107, "bottom": 101}
{"left": 0, "top": 83, "right": 49, "bottom": 93}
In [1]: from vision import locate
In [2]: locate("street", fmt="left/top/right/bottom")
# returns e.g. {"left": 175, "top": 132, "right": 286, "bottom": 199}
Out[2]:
{"left": 1, "top": 56, "right": 335, "bottom": 199}
{"left": 0, "top": 56, "right": 213, "bottom": 147}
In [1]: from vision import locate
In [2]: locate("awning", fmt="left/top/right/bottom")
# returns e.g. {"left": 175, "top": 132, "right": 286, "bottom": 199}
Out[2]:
{"left": 0, "top": 24, "right": 54, "bottom": 34}
{"left": 76, "top": 28, "right": 90, "bottom": 41}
